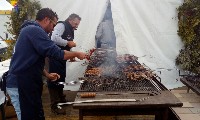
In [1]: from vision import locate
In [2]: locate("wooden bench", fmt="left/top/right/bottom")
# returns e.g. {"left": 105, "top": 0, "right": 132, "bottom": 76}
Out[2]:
{"left": 180, "top": 77, "right": 200, "bottom": 95}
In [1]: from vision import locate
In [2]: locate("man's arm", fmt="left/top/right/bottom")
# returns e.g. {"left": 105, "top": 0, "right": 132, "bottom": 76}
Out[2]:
{"left": 63, "top": 50, "right": 86, "bottom": 60}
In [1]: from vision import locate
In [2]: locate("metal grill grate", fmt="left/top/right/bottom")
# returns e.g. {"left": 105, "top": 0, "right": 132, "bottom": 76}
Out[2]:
{"left": 79, "top": 76, "right": 161, "bottom": 92}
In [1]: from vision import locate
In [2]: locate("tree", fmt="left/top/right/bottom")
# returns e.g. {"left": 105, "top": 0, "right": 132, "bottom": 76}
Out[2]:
{"left": 0, "top": 0, "right": 41, "bottom": 61}
{"left": 176, "top": 0, "right": 200, "bottom": 74}
{"left": 6, "top": 0, "right": 41, "bottom": 40}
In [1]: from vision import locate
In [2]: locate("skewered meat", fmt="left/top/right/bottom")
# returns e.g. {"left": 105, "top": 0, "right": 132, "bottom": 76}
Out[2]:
{"left": 85, "top": 68, "right": 101, "bottom": 76}
{"left": 82, "top": 48, "right": 158, "bottom": 83}
{"left": 80, "top": 92, "right": 96, "bottom": 98}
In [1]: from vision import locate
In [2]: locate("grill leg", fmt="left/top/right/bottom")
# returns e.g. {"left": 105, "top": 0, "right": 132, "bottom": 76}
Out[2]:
{"left": 162, "top": 108, "right": 169, "bottom": 120}
{"left": 79, "top": 109, "right": 83, "bottom": 120}
{"left": 187, "top": 87, "right": 190, "bottom": 93}
{"left": 155, "top": 108, "right": 168, "bottom": 120}
{"left": 0, "top": 103, "right": 5, "bottom": 120}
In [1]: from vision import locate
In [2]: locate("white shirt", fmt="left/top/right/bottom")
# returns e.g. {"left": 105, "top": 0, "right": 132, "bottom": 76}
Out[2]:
{"left": 51, "top": 23, "right": 68, "bottom": 47}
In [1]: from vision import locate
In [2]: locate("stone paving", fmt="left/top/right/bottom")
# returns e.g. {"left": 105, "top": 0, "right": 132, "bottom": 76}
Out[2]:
{"left": 170, "top": 86, "right": 200, "bottom": 120}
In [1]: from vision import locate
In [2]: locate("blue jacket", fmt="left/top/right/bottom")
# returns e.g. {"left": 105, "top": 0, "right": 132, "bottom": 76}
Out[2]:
{"left": 6, "top": 21, "right": 64, "bottom": 88}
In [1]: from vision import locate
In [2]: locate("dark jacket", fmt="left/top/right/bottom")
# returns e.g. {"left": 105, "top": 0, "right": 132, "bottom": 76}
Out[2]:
{"left": 57, "top": 21, "right": 74, "bottom": 51}
{"left": 6, "top": 20, "right": 64, "bottom": 88}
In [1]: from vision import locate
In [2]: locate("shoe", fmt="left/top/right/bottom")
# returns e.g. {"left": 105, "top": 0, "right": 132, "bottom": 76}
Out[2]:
{"left": 51, "top": 106, "right": 66, "bottom": 115}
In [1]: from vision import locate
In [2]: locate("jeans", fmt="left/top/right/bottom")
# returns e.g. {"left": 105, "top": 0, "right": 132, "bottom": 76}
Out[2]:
{"left": 7, "top": 87, "right": 21, "bottom": 120}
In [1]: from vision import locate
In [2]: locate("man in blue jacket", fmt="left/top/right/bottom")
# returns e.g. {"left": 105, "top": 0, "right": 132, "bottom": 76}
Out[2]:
{"left": 6, "top": 8, "right": 86, "bottom": 120}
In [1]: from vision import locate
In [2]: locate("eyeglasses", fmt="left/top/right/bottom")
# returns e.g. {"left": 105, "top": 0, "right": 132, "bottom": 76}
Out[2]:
{"left": 49, "top": 18, "right": 56, "bottom": 27}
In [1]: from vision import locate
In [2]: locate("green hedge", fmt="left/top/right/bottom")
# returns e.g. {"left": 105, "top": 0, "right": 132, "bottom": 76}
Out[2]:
{"left": 176, "top": 0, "right": 200, "bottom": 74}
{"left": 1, "top": 0, "right": 41, "bottom": 61}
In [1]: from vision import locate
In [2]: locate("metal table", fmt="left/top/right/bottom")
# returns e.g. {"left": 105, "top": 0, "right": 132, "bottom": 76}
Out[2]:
{"left": 73, "top": 90, "right": 182, "bottom": 120}
{"left": 73, "top": 79, "right": 183, "bottom": 120}
{"left": 73, "top": 52, "right": 182, "bottom": 120}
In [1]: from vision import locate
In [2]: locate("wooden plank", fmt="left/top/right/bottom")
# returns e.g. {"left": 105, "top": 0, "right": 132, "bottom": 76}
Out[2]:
{"left": 73, "top": 91, "right": 182, "bottom": 110}
{"left": 180, "top": 78, "right": 200, "bottom": 96}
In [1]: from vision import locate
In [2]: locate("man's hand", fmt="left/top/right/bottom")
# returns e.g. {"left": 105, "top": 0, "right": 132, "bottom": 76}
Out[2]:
{"left": 69, "top": 58, "right": 76, "bottom": 62}
{"left": 76, "top": 52, "right": 87, "bottom": 60}
{"left": 47, "top": 73, "right": 60, "bottom": 81}
{"left": 67, "top": 41, "right": 76, "bottom": 47}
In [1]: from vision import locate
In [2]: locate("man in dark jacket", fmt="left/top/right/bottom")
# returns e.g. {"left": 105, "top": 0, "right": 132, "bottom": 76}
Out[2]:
{"left": 6, "top": 8, "right": 86, "bottom": 120}
{"left": 47, "top": 13, "right": 81, "bottom": 114}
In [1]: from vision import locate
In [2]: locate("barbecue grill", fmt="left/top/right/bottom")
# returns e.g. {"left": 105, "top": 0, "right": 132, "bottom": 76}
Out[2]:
{"left": 80, "top": 49, "right": 165, "bottom": 92}
{"left": 72, "top": 48, "right": 182, "bottom": 120}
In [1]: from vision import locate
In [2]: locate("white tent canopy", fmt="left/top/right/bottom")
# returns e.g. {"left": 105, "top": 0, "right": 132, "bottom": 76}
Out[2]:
{"left": 0, "top": 15, "right": 11, "bottom": 39}
{"left": 0, "top": 59, "right": 10, "bottom": 79}
{"left": 0, "top": 0, "right": 13, "bottom": 10}
{"left": 0, "top": 40, "right": 7, "bottom": 49}
{"left": 111, "top": 0, "right": 184, "bottom": 89}
{"left": 40, "top": 0, "right": 184, "bottom": 90}
{"left": 0, "top": 0, "right": 13, "bottom": 39}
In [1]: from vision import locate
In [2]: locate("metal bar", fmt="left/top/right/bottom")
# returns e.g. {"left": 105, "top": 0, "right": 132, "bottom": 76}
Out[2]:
{"left": 149, "top": 80, "right": 162, "bottom": 91}
{"left": 58, "top": 99, "right": 137, "bottom": 105}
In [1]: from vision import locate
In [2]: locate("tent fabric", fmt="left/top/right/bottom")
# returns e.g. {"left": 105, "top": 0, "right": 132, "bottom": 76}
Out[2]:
{"left": 40, "top": 0, "right": 109, "bottom": 90}
{"left": 39, "top": 0, "right": 184, "bottom": 90}
{"left": 111, "top": 0, "right": 184, "bottom": 89}
{"left": 0, "top": 0, "right": 13, "bottom": 38}
{"left": 0, "top": 0, "right": 13, "bottom": 10}
{"left": 0, "top": 59, "right": 10, "bottom": 79}
{"left": 0, "top": 15, "right": 11, "bottom": 39}
{"left": 0, "top": 41, "right": 7, "bottom": 49}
